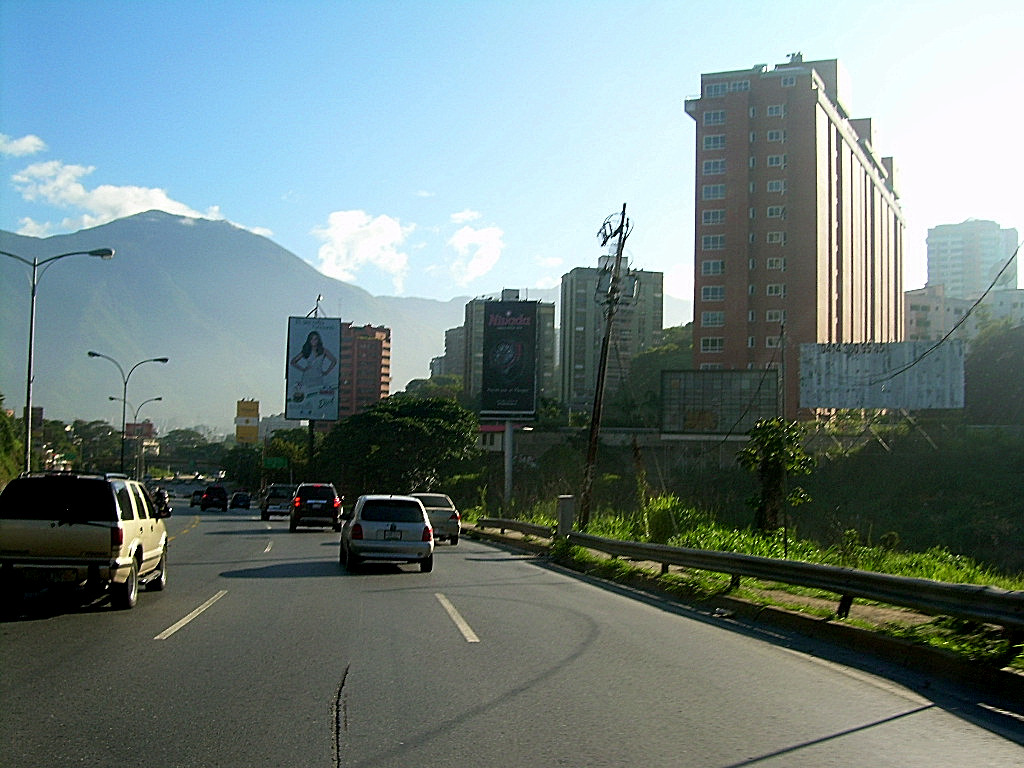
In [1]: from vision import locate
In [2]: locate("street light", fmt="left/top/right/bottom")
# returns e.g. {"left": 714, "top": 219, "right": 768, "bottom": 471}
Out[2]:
{"left": 1, "top": 247, "right": 114, "bottom": 472}
{"left": 109, "top": 396, "right": 163, "bottom": 478}
{"left": 88, "top": 352, "right": 169, "bottom": 473}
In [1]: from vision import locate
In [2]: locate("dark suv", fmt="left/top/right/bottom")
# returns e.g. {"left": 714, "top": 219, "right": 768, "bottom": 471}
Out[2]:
{"left": 200, "top": 485, "right": 228, "bottom": 511}
{"left": 289, "top": 483, "right": 342, "bottom": 532}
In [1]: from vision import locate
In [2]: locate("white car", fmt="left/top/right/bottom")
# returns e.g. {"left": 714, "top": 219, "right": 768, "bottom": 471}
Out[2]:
{"left": 339, "top": 495, "right": 434, "bottom": 572}
{"left": 409, "top": 492, "right": 461, "bottom": 545}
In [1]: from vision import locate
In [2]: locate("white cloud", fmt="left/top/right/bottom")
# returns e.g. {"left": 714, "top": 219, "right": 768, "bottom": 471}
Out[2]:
{"left": 447, "top": 225, "right": 504, "bottom": 286}
{"left": 450, "top": 209, "right": 481, "bottom": 224}
{"left": 9, "top": 159, "right": 270, "bottom": 237}
{"left": 312, "top": 210, "right": 413, "bottom": 292}
{"left": 0, "top": 134, "right": 47, "bottom": 157}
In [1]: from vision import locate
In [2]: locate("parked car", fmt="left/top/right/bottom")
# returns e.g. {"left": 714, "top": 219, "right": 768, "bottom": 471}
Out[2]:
{"left": 200, "top": 485, "right": 228, "bottom": 512}
{"left": 339, "top": 494, "right": 434, "bottom": 572}
{"left": 190, "top": 489, "right": 204, "bottom": 507}
{"left": 409, "top": 492, "right": 460, "bottom": 544}
{"left": 289, "top": 483, "right": 342, "bottom": 531}
{"left": 0, "top": 471, "right": 170, "bottom": 609}
{"left": 229, "top": 491, "right": 251, "bottom": 509}
{"left": 260, "top": 484, "right": 295, "bottom": 521}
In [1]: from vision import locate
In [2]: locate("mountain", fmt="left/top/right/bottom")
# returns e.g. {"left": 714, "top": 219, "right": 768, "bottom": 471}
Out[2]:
{"left": 1, "top": 212, "right": 692, "bottom": 434}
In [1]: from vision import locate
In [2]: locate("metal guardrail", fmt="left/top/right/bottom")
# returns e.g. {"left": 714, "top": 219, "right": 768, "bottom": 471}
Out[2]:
{"left": 476, "top": 517, "right": 555, "bottom": 539}
{"left": 472, "top": 517, "right": 1024, "bottom": 632}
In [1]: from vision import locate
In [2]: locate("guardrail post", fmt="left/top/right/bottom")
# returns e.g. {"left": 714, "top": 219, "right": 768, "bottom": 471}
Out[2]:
{"left": 556, "top": 495, "right": 575, "bottom": 539}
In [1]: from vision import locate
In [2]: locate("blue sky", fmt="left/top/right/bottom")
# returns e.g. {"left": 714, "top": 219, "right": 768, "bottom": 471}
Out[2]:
{"left": 2, "top": 0, "right": 1022, "bottom": 309}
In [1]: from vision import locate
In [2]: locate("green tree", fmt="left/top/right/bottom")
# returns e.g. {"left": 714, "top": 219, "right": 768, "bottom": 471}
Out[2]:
{"left": 69, "top": 419, "right": 120, "bottom": 472}
{"left": 605, "top": 322, "right": 693, "bottom": 427}
{"left": 736, "top": 417, "right": 815, "bottom": 531}
{"left": 320, "top": 396, "right": 479, "bottom": 499}
{"left": 403, "top": 374, "right": 467, "bottom": 404}
{"left": 0, "top": 393, "right": 21, "bottom": 485}
{"left": 221, "top": 445, "right": 262, "bottom": 488}
{"left": 965, "top": 320, "right": 1024, "bottom": 424}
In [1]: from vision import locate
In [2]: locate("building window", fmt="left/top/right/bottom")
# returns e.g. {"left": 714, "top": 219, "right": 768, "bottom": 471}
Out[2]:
{"left": 767, "top": 179, "right": 787, "bottom": 193}
{"left": 766, "top": 309, "right": 786, "bottom": 323}
{"left": 702, "top": 159, "right": 726, "bottom": 175}
{"left": 730, "top": 80, "right": 750, "bottom": 92}
{"left": 703, "top": 134, "right": 726, "bottom": 150}
{"left": 701, "top": 337, "right": 725, "bottom": 353}
{"left": 767, "top": 206, "right": 786, "bottom": 219}
{"left": 767, "top": 154, "right": 787, "bottom": 167}
{"left": 749, "top": 131, "right": 757, "bottom": 143}
{"left": 702, "top": 209, "right": 725, "bottom": 225}
{"left": 749, "top": 258, "right": 756, "bottom": 271}
{"left": 701, "top": 285, "right": 724, "bottom": 301}
{"left": 767, "top": 129, "right": 786, "bottom": 143}
{"left": 747, "top": 310, "right": 756, "bottom": 323}
{"left": 782, "top": 76, "right": 796, "bottom": 87}
{"left": 701, "top": 311, "right": 725, "bottom": 327}
{"left": 748, "top": 284, "right": 756, "bottom": 296}
{"left": 766, "top": 257, "right": 786, "bottom": 271}
{"left": 700, "top": 362, "right": 724, "bottom": 370}
{"left": 706, "top": 83, "right": 728, "bottom": 97}
{"left": 767, "top": 104, "right": 785, "bottom": 117}
{"left": 748, "top": 336, "right": 756, "bottom": 348}
{"left": 702, "top": 184, "right": 726, "bottom": 200}
{"left": 749, "top": 207, "right": 756, "bottom": 219}
{"left": 766, "top": 336, "right": 782, "bottom": 348}
{"left": 701, "top": 259, "right": 725, "bottom": 275}
{"left": 701, "top": 235, "right": 725, "bottom": 251}
{"left": 704, "top": 110, "right": 725, "bottom": 125}
{"left": 766, "top": 283, "right": 787, "bottom": 297}
{"left": 767, "top": 231, "right": 787, "bottom": 244}
{"left": 749, "top": 156, "right": 757, "bottom": 168}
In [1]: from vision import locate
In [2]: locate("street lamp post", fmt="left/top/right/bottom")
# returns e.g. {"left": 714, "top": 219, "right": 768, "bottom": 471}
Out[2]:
{"left": 88, "top": 352, "right": 169, "bottom": 473}
{"left": 1, "top": 247, "right": 114, "bottom": 472}
{"left": 108, "top": 396, "right": 162, "bottom": 479}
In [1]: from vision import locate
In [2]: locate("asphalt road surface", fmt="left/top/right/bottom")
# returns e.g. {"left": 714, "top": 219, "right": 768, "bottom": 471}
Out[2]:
{"left": 2, "top": 509, "right": 1022, "bottom": 767}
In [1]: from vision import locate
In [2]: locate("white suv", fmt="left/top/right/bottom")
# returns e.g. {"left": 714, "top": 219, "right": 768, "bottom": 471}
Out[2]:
{"left": 0, "top": 472, "right": 170, "bottom": 609}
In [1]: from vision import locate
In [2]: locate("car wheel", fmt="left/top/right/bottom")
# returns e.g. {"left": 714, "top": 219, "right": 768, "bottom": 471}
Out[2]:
{"left": 289, "top": 516, "right": 298, "bottom": 532}
{"left": 338, "top": 543, "right": 347, "bottom": 566}
{"left": 346, "top": 552, "right": 361, "bottom": 572}
{"left": 147, "top": 550, "right": 167, "bottom": 592}
{"left": 420, "top": 554, "right": 434, "bottom": 573}
{"left": 112, "top": 559, "right": 139, "bottom": 609}
{"left": 261, "top": 512, "right": 269, "bottom": 521}
{"left": 450, "top": 534, "right": 459, "bottom": 546}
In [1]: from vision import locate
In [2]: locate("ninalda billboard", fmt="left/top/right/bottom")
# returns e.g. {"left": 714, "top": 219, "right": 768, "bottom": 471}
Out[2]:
{"left": 286, "top": 317, "right": 341, "bottom": 421}
{"left": 480, "top": 301, "right": 537, "bottom": 417}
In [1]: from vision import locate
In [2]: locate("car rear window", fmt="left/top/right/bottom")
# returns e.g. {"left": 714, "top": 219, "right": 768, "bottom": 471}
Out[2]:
{"left": 0, "top": 476, "right": 118, "bottom": 522}
{"left": 360, "top": 500, "right": 425, "bottom": 523}
{"left": 299, "top": 486, "right": 336, "bottom": 500}
{"left": 415, "top": 494, "right": 452, "bottom": 508}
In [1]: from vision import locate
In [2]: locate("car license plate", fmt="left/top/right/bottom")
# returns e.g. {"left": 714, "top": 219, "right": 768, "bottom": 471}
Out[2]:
{"left": 309, "top": 502, "right": 323, "bottom": 508}
{"left": 383, "top": 530, "right": 403, "bottom": 540}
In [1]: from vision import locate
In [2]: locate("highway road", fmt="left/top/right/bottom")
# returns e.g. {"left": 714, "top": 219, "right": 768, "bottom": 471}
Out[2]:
{"left": 2, "top": 508, "right": 1022, "bottom": 767}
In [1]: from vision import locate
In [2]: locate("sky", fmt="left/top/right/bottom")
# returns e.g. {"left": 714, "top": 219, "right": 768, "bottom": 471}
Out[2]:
{"left": 2, "top": 0, "right": 1022, "bottom": 310}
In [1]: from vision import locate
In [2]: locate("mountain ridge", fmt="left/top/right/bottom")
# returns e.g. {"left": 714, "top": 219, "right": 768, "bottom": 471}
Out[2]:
{"left": 1, "top": 211, "right": 691, "bottom": 433}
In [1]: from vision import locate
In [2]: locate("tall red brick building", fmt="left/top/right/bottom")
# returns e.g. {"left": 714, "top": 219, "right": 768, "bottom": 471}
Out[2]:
{"left": 684, "top": 54, "right": 904, "bottom": 417}
{"left": 338, "top": 322, "right": 390, "bottom": 418}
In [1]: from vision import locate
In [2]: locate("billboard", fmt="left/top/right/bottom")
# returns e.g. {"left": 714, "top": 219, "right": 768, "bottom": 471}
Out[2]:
{"left": 662, "top": 370, "right": 779, "bottom": 434}
{"left": 799, "top": 341, "right": 965, "bottom": 410}
{"left": 286, "top": 317, "right": 341, "bottom": 421}
{"left": 480, "top": 301, "right": 538, "bottom": 417}
{"left": 235, "top": 399, "right": 259, "bottom": 444}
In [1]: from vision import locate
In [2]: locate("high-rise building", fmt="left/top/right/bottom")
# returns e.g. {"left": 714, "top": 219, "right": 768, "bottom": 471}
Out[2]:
{"left": 337, "top": 322, "right": 390, "bottom": 418}
{"left": 684, "top": 54, "right": 904, "bottom": 418}
{"left": 559, "top": 256, "right": 663, "bottom": 413}
{"left": 926, "top": 219, "right": 1018, "bottom": 300}
{"left": 461, "top": 289, "right": 556, "bottom": 410}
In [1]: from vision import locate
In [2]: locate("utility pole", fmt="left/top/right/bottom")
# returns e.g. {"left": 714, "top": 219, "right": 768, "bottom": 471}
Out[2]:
{"left": 578, "top": 203, "right": 631, "bottom": 530}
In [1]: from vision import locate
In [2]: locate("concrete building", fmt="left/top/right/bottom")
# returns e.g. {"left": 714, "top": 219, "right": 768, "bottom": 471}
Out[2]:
{"left": 461, "top": 289, "right": 556, "bottom": 410}
{"left": 338, "top": 322, "right": 390, "bottom": 418}
{"left": 906, "top": 284, "right": 1024, "bottom": 343}
{"left": 559, "top": 255, "right": 664, "bottom": 413}
{"left": 684, "top": 54, "right": 904, "bottom": 418}
{"left": 926, "top": 219, "right": 1018, "bottom": 300}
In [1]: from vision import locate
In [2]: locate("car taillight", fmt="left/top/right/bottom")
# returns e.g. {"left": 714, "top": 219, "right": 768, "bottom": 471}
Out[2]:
{"left": 332, "top": 497, "right": 341, "bottom": 509}
{"left": 111, "top": 526, "right": 123, "bottom": 549}
{"left": 449, "top": 511, "right": 460, "bottom": 521}
{"left": 350, "top": 523, "right": 363, "bottom": 540}
{"left": 294, "top": 497, "right": 301, "bottom": 508}
{"left": 422, "top": 526, "right": 433, "bottom": 542}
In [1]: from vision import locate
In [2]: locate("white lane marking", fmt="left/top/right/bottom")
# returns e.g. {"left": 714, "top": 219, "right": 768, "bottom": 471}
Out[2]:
{"left": 154, "top": 590, "right": 228, "bottom": 640}
{"left": 435, "top": 593, "right": 480, "bottom": 643}
{"left": 264, "top": 540, "right": 273, "bottom": 553}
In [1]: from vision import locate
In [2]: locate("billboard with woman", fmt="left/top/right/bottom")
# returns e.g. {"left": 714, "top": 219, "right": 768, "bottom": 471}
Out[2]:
{"left": 286, "top": 317, "right": 340, "bottom": 421}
